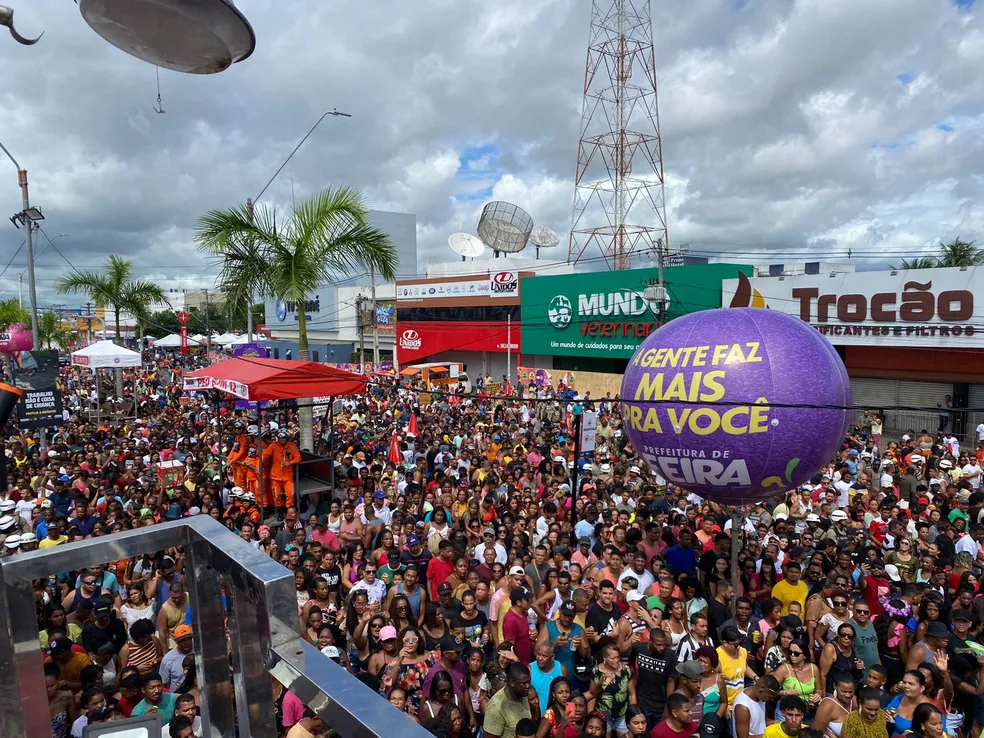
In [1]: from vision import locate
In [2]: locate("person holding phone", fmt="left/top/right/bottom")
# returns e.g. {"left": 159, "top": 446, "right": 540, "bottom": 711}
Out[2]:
{"left": 819, "top": 626, "right": 864, "bottom": 696}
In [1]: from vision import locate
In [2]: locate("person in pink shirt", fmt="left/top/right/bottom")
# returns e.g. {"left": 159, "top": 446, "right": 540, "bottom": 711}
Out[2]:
{"left": 308, "top": 515, "right": 340, "bottom": 551}
{"left": 572, "top": 538, "right": 598, "bottom": 570}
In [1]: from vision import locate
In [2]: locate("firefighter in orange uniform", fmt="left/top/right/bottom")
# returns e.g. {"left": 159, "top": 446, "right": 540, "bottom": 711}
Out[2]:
{"left": 263, "top": 430, "right": 302, "bottom": 519}
{"left": 227, "top": 422, "right": 250, "bottom": 491}
{"left": 242, "top": 444, "right": 261, "bottom": 500}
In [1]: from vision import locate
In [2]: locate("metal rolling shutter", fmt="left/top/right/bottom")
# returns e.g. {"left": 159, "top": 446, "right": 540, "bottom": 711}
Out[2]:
{"left": 969, "top": 384, "right": 984, "bottom": 443}
{"left": 896, "top": 380, "right": 952, "bottom": 435}
{"left": 849, "top": 378, "right": 898, "bottom": 411}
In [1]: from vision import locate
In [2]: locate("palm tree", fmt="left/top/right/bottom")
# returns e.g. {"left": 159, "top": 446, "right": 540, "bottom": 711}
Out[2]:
{"left": 195, "top": 186, "right": 399, "bottom": 450}
{"left": 37, "top": 311, "right": 70, "bottom": 350}
{"left": 897, "top": 256, "right": 938, "bottom": 270}
{"left": 0, "top": 298, "right": 29, "bottom": 330}
{"left": 895, "top": 238, "right": 984, "bottom": 270}
{"left": 937, "top": 237, "right": 984, "bottom": 267}
{"left": 54, "top": 255, "right": 169, "bottom": 342}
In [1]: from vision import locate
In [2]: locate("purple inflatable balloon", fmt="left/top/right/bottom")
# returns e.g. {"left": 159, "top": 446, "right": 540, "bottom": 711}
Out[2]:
{"left": 620, "top": 308, "right": 851, "bottom": 502}
{"left": 0, "top": 322, "right": 32, "bottom": 356}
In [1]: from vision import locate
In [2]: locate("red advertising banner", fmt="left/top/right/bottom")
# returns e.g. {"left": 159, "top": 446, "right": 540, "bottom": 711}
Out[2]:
{"left": 180, "top": 326, "right": 188, "bottom": 356}
{"left": 396, "top": 321, "right": 521, "bottom": 363}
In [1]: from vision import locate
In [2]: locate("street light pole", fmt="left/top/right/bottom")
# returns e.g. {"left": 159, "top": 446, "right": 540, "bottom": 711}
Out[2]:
{"left": 0, "top": 141, "right": 39, "bottom": 348}
{"left": 247, "top": 108, "right": 353, "bottom": 343}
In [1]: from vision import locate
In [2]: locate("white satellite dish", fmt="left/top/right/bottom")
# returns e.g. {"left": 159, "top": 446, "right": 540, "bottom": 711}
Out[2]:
{"left": 529, "top": 225, "right": 560, "bottom": 259}
{"left": 448, "top": 233, "right": 487, "bottom": 261}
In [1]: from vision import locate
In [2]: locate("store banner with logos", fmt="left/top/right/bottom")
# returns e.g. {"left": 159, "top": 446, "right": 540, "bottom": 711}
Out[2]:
{"left": 14, "top": 350, "right": 63, "bottom": 428}
{"left": 521, "top": 263, "right": 752, "bottom": 359}
{"left": 396, "top": 321, "right": 521, "bottom": 363}
{"left": 264, "top": 285, "right": 338, "bottom": 331}
{"left": 721, "top": 266, "right": 984, "bottom": 348}
{"left": 232, "top": 344, "right": 268, "bottom": 359}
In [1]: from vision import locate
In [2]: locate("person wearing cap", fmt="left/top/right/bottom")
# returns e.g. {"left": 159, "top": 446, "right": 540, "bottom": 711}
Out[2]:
{"left": 160, "top": 624, "right": 195, "bottom": 692}
{"left": 81, "top": 595, "right": 128, "bottom": 655}
{"left": 44, "top": 636, "right": 92, "bottom": 693}
{"left": 475, "top": 527, "right": 508, "bottom": 566}
{"left": 421, "top": 634, "right": 472, "bottom": 714}
{"left": 904, "top": 620, "right": 952, "bottom": 673}
{"left": 262, "top": 430, "right": 301, "bottom": 519}
{"left": 502, "top": 586, "right": 535, "bottom": 664}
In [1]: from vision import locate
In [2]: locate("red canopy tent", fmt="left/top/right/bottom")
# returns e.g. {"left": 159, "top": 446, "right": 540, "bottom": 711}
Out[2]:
{"left": 182, "top": 357, "right": 368, "bottom": 401}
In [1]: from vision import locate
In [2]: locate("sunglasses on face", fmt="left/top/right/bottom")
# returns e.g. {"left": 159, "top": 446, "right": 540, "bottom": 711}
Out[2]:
{"left": 839, "top": 632, "right": 856, "bottom": 640}
{"left": 833, "top": 600, "right": 848, "bottom": 606}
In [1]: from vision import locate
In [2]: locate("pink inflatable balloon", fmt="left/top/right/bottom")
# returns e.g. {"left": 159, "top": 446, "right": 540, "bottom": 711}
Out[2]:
{"left": 0, "top": 323, "right": 33, "bottom": 356}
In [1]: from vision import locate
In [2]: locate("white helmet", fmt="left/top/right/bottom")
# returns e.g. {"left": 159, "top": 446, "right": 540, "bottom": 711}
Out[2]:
{"left": 230, "top": 486, "right": 244, "bottom": 497}
{"left": 243, "top": 492, "right": 255, "bottom": 501}
{"left": 247, "top": 425, "right": 259, "bottom": 435}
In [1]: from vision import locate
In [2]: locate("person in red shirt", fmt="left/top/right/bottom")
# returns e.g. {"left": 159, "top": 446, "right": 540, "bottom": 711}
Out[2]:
{"left": 650, "top": 693, "right": 698, "bottom": 738}
{"left": 501, "top": 587, "right": 534, "bottom": 664}
{"left": 858, "top": 560, "right": 891, "bottom": 616}
{"left": 426, "top": 539, "right": 455, "bottom": 600}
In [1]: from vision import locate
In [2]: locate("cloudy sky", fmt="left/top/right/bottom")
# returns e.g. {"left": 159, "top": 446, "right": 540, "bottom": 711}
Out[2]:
{"left": 0, "top": 0, "right": 981, "bottom": 310}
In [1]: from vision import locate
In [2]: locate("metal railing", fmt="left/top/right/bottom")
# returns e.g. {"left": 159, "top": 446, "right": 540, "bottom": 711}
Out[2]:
{"left": 0, "top": 515, "right": 431, "bottom": 738}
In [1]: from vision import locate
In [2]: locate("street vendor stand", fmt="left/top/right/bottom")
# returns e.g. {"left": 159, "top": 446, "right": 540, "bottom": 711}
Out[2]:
{"left": 70, "top": 340, "right": 142, "bottom": 425}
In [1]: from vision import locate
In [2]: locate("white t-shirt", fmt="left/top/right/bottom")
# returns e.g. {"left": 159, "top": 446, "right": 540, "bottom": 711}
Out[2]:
{"left": 834, "top": 479, "right": 852, "bottom": 507}
{"left": 962, "top": 463, "right": 983, "bottom": 491}
{"left": 15, "top": 499, "right": 35, "bottom": 523}
{"left": 977, "top": 423, "right": 984, "bottom": 442}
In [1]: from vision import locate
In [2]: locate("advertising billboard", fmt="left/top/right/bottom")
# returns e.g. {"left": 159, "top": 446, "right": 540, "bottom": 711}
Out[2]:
{"left": 521, "top": 263, "right": 752, "bottom": 359}
{"left": 14, "top": 350, "right": 63, "bottom": 429}
{"left": 722, "top": 266, "right": 984, "bottom": 348}
{"left": 263, "top": 285, "right": 338, "bottom": 331}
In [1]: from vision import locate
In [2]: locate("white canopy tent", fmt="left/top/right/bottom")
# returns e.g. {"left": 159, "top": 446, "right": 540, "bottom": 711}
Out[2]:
{"left": 71, "top": 340, "right": 142, "bottom": 368}
{"left": 213, "top": 332, "right": 249, "bottom": 346}
{"left": 155, "top": 333, "right": 204, "bottom": 348}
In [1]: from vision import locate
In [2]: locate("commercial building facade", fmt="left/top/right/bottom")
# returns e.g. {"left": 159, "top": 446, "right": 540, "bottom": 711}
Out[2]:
{"left": 520, "top": 263, "right": 753, "bottom": 373}
{"left": 721, "top": 266, "right": 984, "bottom": 442}
{"left": 395, "top": 268, "right": 531, "bottom": 379}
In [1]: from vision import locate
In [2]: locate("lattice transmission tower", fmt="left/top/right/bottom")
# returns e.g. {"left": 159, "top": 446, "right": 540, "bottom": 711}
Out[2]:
{"left": 568, "top": 0, "right": 669, "bottom": 271}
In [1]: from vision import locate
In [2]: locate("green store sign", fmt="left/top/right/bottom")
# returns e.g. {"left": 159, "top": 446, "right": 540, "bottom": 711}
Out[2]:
{"left": 520, "top": 263, "right": 753, "bottom": 359}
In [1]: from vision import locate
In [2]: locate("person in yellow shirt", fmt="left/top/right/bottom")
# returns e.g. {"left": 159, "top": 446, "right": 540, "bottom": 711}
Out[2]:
{"left": 39, "top": 520, "right": 69, "bottom": 549}
{"left": 763, "top": 696, "right": 807, "bottom": 738}
{"left": 717, "top": 627, "right": 752, "bottom": 708}
{"left": 771, "top": 563, "right": 808, "bottom": 617}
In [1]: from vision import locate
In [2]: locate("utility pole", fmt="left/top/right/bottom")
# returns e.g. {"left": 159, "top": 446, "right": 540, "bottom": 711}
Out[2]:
{"left": 370, "top": 267, "right": 380, "bottom": 369}
{"left": 245, "top": 109, "right": 353, "bottom": 344}
{"left": 246, "top": 199, "right": 255, "bottom": 341}
{"left": 204, "top": 289, "right": 210, "bottom": 349}
{"left": 1, "top": 142, "right": 44, "bottom": 450}
{"left": 356, "top": 296, "right": 366, "bottom": 372}
{"left": 85, "top": 302, "right": 93, "bottom": 343}
{"left": 17, "top": 273, "right": 22, "bottom": 308}
{"left": 506, "top": 315, "right": 512, "bottom": 386}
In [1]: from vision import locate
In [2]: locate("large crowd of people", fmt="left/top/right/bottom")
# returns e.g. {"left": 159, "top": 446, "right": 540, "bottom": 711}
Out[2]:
{"left": 5, "top": 351, "right": 984, "bottom": 738}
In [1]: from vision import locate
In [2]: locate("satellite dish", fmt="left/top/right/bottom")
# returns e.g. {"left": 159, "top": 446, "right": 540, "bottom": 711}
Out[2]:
{"left": 448, "top": 233, "right": 487, "bottom": 261}
{"left": 529, "top": 225, "right": 560, "bottom": 259}
{"left": 477, "top": 201, "right": 533, "bottom": 257}
{"left": 79, "top": 0, "right": 255, "bottom": 74}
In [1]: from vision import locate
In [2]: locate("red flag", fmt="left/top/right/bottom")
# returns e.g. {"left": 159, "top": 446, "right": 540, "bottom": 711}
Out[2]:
{"left": 388, "top": 432, "right": 402, "bottom": 465}
{"left": 407, "top": 411, "right": 418, "bottom": 437}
